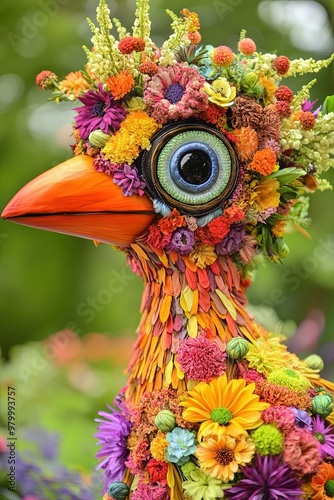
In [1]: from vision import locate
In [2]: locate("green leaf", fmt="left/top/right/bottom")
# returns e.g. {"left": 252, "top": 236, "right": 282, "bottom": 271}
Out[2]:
{"left": 322, "top": 95, "right": 334, "bottom": 114}
{"left": 269, "top": 167, "right": 306, "bottom": 185}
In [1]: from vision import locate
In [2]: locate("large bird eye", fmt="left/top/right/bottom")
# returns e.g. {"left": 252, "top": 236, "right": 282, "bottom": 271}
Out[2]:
{"left": 140, "top": 121, "right": 239, "bottom": 215}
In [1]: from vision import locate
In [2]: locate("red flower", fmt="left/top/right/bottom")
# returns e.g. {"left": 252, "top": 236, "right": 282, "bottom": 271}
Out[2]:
{"left": 208, "top": 216, "right": 231, "bottom": 243}
{"left": 36, "top": 70, "right": 57, "bottom": 90}
{"left": 225, "top": 205, "right": 245, "bottom": 223}
{"left": 275, "top": 85, "right": 294, "bottom": 103}
{"left": 158, "top": 209, "right": 186, "bottom": 235}
{"left": 300, "top": 111, "right": 316, "bottom": 130}
{"left": 147, "top": 458, "right": 168, "bottom": 484}
{"left": 273, "top": 56, "right": 290, "bottom": 75}
{"left": 275, "top": 100, "right": 291, "bottom": 118}
{"left": 118, "top": 36, "right": 145, "bottom": 54}
{"left": 146, "top": 225, "right": 171, "bottom": 249}
{"left": 140, "top": 62, "right": 159, "bottom": 76}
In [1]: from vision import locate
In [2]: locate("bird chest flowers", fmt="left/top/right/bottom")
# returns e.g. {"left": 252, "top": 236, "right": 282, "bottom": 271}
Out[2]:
{"left": 3, "top": 0, "right": 334, "bottom": 499}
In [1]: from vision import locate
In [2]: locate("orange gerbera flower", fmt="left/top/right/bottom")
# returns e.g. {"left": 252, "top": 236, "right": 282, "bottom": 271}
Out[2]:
{"left": 196, "top": 434, "right": 255, "bottom": 482}
{"left": 311, "top": 461, "right": 334, "bottom": 500}
{"left": 181, "top": 374, "right": 269, "bottom": 440}
{"left": 107, "top": 70, "right": 134, "bottom": 100}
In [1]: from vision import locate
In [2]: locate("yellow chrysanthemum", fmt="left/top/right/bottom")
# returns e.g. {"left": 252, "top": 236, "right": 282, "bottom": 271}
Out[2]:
{"left": 189, "top": 244, "right": 217, "bottom": 269}
{"left": 181, "top": 374, "right": 269, "bottom": 439}
{"left": 102, "top": 110, "right": 160, "bottom": 164}
{"left": 150, "top": 432, "right": 168, "bottom": 462}
{"left": 196, "top": 434, "right": 255, "bottom": 482}
{"left": 245, "top": 335, "right": 290, "bottom": 376}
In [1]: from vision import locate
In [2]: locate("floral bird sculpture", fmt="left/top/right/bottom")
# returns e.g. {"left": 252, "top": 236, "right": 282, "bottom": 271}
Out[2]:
{"left": 3, "top": 1, "right": 334, "bottom": 499}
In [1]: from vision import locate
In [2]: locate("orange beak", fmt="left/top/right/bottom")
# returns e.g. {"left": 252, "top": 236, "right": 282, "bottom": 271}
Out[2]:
{"left": 1, "top": 155, "right": 156, "bottom": 246}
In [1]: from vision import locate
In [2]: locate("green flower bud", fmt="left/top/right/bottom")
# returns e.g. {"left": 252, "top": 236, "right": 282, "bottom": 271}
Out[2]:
{"left": 154, "top": 410, "right": 176, "bottom": 432}
{"left": 276, "top": 238, "right": 290, "bottom": 258}
{"left": 108, "top": 481, "right": 130, "bottom": 500}
{"left": 304, "top": 354, "right": 324, "bottom": 371}
{"left": 226, "top": 337, "right": 249, "bottom": 360}
{"left": 243, "top": 71, "right": 258, "bottom": 87}
{"left": 312, "top": 394, "right": 334, "bottom": 418}
{"left": 88, "top": 129, "right": 110, "bottom": 148}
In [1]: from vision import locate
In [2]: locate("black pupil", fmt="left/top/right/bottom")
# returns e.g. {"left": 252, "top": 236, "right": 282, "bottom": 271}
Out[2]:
{"left": 178, "top": 150, "right": 211, "bottom": 185}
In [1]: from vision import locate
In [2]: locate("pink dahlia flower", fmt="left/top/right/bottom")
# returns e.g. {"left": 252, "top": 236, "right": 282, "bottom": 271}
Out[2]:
{"left": 143, "top": 63, "right": 208, "bottom": 124}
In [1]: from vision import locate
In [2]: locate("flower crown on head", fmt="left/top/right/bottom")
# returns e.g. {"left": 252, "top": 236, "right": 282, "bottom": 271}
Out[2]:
{"left": 36, "top": 0, "right": 334, "bottom": 268}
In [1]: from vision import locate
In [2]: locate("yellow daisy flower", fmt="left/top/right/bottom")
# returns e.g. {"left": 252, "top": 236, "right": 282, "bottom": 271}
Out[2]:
{"left": 196, "top": 434, "right": 255, "bottom": 482}
{"left": 181, "top": 374, "right": 269, "bottom": 439}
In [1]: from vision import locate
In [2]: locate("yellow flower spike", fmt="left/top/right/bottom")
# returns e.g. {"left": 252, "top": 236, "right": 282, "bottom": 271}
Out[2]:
{"left": 202, "top": 78, "right": 236, "bottom": 107}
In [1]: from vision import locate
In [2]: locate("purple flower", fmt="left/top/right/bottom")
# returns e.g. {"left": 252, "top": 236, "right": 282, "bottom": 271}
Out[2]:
{"left": 74, "top": 84, "right": 126, "bottom": 140}
{"left": 312, "top": 414, "right": 334, "bottom": 459}
{"left": 113, "top": 164, "right": 146, "bottom": 196}
{"left": 226, "top": 454, "right": 303, "bottom": 500}
{"left": 216, "top": 222, "right": 245, "bottom": 255}
{"left": 95, "top": 400, "right": 132, "bottom": 494}
{"left": 302, "top": 98, "right": 322, "bottom": 117}
{"left": 167, "top": 228, "right": 195, "bottom": 254}
{"left": 290, "top": 407, "right": 312, "bottom": 431}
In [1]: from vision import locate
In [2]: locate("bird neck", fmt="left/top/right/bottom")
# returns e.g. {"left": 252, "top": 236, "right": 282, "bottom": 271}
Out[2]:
{"left": 125, "top": 241, "right": 260, "bottom": 403}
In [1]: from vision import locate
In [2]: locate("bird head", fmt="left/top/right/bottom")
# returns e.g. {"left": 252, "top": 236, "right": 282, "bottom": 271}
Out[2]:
{"left": 2, "top": 3, "right": 334, "bottom": 265}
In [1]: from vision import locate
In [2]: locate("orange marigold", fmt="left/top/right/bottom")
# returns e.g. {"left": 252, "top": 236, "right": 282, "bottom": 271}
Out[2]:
{"left": 300, "top": 111, "right": 316, "bottom": 130}
{"left": 249, "top": 148, "right": 277, "bottom": 176}
{"left": 233, "top": 127, "right": 258, "bottom": 162}
{"left": 59, "top": 71, "right": 91, "bottom": 97}
{"left": 238, "top": 37, "right": 256, "bottom": 55}
{"left": 211, "top": 46, "right": 235, "bottom": 67}
{"left": 158, "top": 209, "right": 186, "bottom": 235}
{"left": 107, "top": 70, "right": 134, "bottom": 100}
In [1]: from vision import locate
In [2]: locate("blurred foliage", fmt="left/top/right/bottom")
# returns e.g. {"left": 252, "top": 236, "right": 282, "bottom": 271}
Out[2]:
{"left": 0, "top": 331, "right": 130, "bottom": 497}
{"left": 0, "top": 0, "right": 334, "bottom": 369}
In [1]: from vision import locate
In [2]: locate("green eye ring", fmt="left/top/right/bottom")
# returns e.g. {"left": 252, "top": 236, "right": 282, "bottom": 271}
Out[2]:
{"left": 140, "top": 120, "right": 239, "bottom": 216}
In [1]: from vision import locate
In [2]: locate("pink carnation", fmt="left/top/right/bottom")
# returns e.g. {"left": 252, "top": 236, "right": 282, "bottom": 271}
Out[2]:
{"left": 283, "top": 428, "right": 322, "bottom": 475}
{"left": 131, "top": 482, "right": 169, "bottom": 500}
{"left": 143, "top": 63, "right": 208, "bottom": 124}
{"left": 177, "top": 334, "right": 226, "bottom": 381}
{"left": 262, "top": 405, "right": 296, "bottom": 433}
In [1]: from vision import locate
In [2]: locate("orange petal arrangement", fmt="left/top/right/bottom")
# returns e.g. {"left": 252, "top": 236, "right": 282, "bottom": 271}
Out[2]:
{"left": 3, "top": 1, "right": 334, "bottom": 499}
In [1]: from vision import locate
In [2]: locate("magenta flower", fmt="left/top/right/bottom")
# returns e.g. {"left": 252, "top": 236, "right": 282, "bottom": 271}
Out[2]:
{"left": 312, "top": 415, "right": 334, "bottom": 459}
{"left": 226, "top": 454, "right": 303, "bottom": 500}
{"left": 95, "top": 400, "right": 131, "bottom": 494}
{"left": 113, "top": 165, "right": 146, "bottom": 196}
{"left": 302, "top": 98, "right": 321, "bottom": 117}
{"left": 177, "top": 334, "right": 226, "bottom": 381}
{"left": 93, "top": 154, "right": 124, "bottom": 175}
{"left": 143, "top": 63, "right": 208, "bottom": 124}
{"left": 74, "top": 84, "right": 126, "bottom": 139}
{"left": 131, "top": 483, "right": 169, "bottom": 500}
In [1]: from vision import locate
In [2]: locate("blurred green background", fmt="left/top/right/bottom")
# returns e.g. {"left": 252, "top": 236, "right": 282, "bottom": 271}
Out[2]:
{"left": 0, "top": 0, "right": 334, "bottom": 490}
